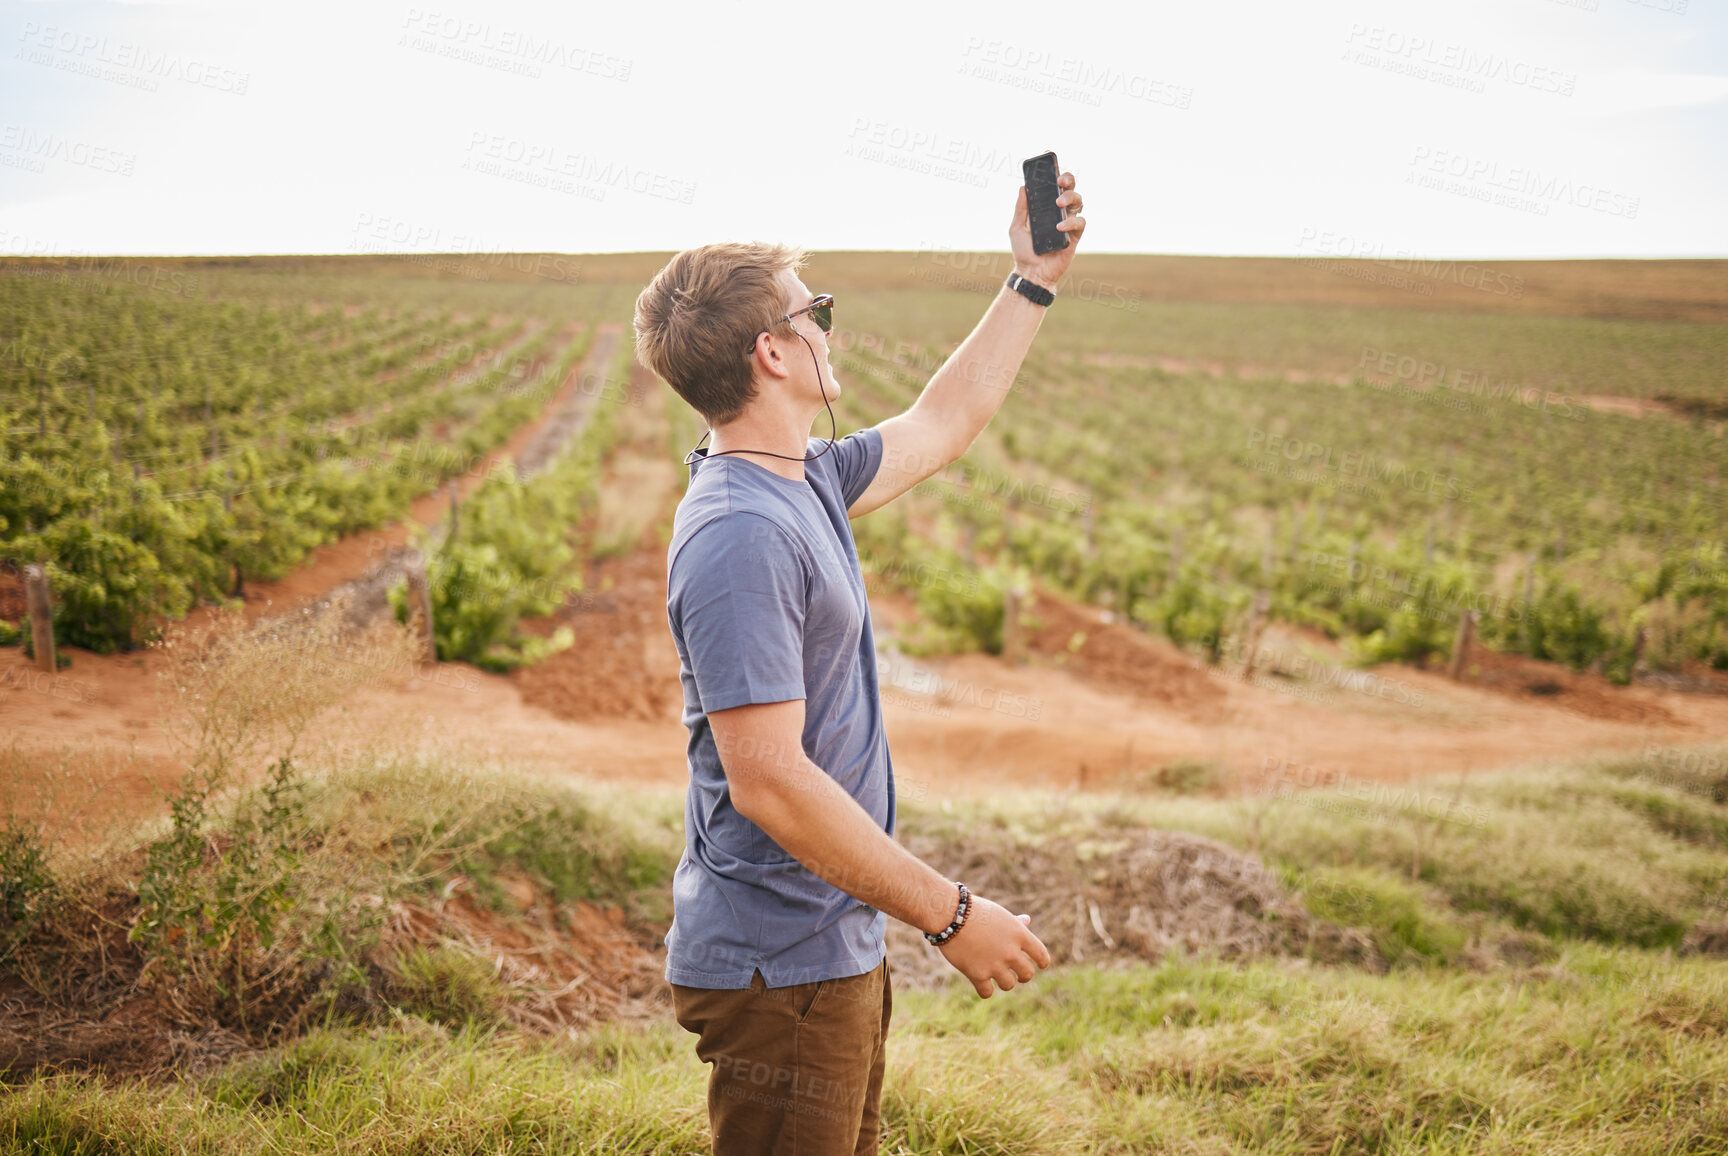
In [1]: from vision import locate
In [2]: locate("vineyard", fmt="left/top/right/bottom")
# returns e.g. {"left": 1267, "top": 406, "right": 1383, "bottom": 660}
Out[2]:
{"left": 3, "top": 254, "right": 1727, "bottom": 692}
{"left": 1, "top": 260, "right": 635, "bottom": 658}
{"left": 821, "top": 271, "right": 1728, "bottom": 684}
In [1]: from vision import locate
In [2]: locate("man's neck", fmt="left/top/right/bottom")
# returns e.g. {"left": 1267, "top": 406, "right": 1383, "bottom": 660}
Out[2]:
{"left": 708, "top": 418, "right": 813, "bottom": 483}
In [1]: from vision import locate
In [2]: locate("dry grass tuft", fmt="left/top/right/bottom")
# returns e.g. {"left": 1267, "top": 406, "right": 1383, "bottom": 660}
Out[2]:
{"left": 152, "top": 589, "right": 428, "bottom": 791}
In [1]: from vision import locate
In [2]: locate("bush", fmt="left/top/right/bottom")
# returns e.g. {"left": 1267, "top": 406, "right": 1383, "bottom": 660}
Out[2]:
{"left": 0, "top": 820, "right": 56, "bottom": 963}
{"left": 391, "top": 458, "right": 585, "bottom": 671}
{"left": 8, "top": 520, "right": 175, "bottom": 653}
{"left": 128, "top": 756, "right": 362, "bottom": 1037}
{"left": 1350, "top": 602, "right": 1454, "bottom": 667}
{"left": 1520, "top": 581, "right": 1621, "bottom": 673}
{"left": 908, "top": 558, "right": 1023, "bottom": 656}
{"left": 112, "top": 600, "right": 432, "bottom": 1036}
{"left": 1141, "top": 567, "right": 1247, "bottom": 663}
{"left": 1339, "top": 560, "right": 1478, "bottom": 668}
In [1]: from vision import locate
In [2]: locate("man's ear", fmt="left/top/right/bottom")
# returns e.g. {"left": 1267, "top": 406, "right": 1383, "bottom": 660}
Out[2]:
{"left": 755, "top": 335, "right": 793, "bottom": 379}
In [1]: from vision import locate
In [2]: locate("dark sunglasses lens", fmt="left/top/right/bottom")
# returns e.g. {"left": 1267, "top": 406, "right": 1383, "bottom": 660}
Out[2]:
{"left": 813, "top": 303, "right": 832, "bottom": 332}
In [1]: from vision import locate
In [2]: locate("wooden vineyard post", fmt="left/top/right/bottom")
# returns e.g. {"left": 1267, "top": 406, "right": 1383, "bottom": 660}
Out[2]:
{"left": 1241, "top": 590, "right": 1271, "bottom": 680}
{"left": 447, "top": 481, "right": 460, "bottom": 540}
{"left": 1448, "top": 610, "right": 1476, "bottom": 680}
{"left": 403, "top": 551, "right": 437, "bottom": 665}
{"left": 23, "top": 564, "right": 56, "bottom": 674}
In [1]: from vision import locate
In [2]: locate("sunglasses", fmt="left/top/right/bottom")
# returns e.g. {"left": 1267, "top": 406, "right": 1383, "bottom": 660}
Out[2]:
{"left": 744, "top": 293, "right": 834, "bottom": 353}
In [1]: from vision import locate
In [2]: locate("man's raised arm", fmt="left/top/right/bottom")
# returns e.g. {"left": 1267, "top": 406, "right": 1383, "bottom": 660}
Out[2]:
{"left": 847, "top": 169, "right": 1087, "bottom": 518}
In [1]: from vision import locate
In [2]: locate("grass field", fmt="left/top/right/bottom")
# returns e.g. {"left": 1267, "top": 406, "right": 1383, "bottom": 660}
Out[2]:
{"left": 3, "top": 725, "right": 1725, "bottom": 1154}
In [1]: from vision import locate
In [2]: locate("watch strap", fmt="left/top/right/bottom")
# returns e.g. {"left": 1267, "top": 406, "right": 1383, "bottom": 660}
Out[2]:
{"left": 1006, "top": 272, "right": 1055, "bottom": 307}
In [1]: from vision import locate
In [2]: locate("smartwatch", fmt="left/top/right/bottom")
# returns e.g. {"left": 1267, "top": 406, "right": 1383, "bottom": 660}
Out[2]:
{"left": 1006, "top": 271, "right": 1055, "bottom": 308}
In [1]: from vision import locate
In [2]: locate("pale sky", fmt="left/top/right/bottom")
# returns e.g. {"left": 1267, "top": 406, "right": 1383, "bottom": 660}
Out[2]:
{"left": 2, "top": 0, "right": 1724, "bottom": 258}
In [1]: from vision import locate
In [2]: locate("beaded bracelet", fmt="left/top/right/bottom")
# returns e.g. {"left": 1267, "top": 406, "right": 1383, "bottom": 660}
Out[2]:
{"left": 924, "top": 882, "right": 970, "bottom": 946}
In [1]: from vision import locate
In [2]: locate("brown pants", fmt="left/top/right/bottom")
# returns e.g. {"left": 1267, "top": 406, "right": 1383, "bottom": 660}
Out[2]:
{"left": 672, "top": 957, "right": 892, "bottom": 1156}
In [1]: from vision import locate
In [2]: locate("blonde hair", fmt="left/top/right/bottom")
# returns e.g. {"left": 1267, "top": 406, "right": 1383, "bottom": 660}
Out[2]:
{"left": 632, "top": 241, "right": 809, "bottom": 427}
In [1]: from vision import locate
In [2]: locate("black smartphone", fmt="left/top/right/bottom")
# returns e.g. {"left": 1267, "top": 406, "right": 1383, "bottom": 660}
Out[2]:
{"left": 1022, "top": 150, "right": 1069, "bottom": 256}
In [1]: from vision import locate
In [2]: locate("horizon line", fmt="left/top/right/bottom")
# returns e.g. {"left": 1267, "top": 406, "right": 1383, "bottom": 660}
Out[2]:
{"left": 5, "top": 250, "right": 1727, "bottom": 263}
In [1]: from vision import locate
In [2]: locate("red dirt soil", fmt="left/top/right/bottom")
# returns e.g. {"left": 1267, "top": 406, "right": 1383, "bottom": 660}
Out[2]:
{"left": 381, "top": 880, "right": 671, "bottom": 1030}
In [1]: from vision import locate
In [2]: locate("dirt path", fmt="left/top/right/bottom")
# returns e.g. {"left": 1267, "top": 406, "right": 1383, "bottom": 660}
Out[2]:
{"left": 511, "top": 356, "right": 684, "bottom": 726}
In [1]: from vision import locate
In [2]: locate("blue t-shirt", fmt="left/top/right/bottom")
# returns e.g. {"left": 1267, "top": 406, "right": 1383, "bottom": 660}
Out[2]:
{"left": 663, "top": 427, "right": 891, "bottom": 989}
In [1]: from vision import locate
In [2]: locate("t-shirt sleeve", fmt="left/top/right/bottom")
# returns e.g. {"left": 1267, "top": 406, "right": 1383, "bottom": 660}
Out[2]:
{"left": 816, "top": 426, "right": 884, "bottom": 509}
{"left": 669, "top": 512, "right": 809, "bottom": 713}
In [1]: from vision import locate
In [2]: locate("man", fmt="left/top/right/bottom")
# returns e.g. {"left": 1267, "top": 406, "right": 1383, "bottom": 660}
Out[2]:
{"left": 632, "top": 166, "right": 1085, "bottom": 1154}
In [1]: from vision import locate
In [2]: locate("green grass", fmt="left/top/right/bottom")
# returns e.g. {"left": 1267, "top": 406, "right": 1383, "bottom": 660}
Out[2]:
{"left": 2, "top": 1019, "right": 712, "bottom": 1154}
{"left": 1285, "top": 865, "right": 1471, "bottom": 967}
{"left": 281, "top": 751, "right": 684, "bottom": 923}
{"left": 4, "top": 945, "right": 1723, "bottom": 1154}
{"left": 4, "top": 739, "right": 1726, "bottom": 1153}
